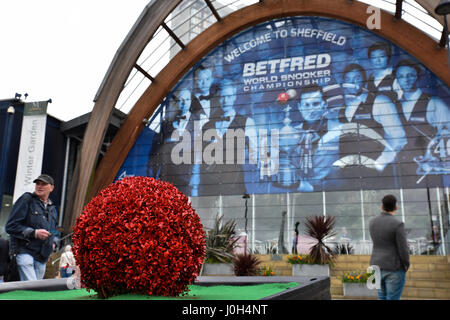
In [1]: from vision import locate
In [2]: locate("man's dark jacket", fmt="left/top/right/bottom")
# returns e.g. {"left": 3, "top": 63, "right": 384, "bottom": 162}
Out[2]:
{"left": 369, "top": 211, "right": 410, "bottom": 272}
{"left": 5, "top": 192, "right": 58, "bottom": 263}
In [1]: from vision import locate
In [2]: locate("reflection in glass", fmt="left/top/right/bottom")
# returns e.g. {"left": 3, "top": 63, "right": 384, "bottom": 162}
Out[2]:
{"left": 185, "top": 187, "right": 448, "bottom": 255}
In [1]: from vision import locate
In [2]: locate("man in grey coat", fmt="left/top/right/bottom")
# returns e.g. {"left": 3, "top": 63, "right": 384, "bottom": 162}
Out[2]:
{"left": 369, "top": 194, "right": 410, "bottom": 300}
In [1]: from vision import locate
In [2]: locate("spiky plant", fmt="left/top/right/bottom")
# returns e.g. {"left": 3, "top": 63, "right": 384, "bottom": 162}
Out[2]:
{"left": 233, "top": 253, "right": 261, "bottom": 276}
{"left": 204, "top": 215, "right": 238, "bottom": 264}
{"left": 305, "top": 216, "right": 337, "bottom": 265}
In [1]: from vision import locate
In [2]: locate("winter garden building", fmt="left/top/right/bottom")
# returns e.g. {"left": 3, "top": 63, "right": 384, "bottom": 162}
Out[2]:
{"left": 62, "top": 0, "right": 450, "bottom": 257}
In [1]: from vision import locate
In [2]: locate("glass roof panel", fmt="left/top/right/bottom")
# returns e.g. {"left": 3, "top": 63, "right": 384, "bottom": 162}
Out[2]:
{"left": 113, "top": 0, "right": 445, "bottom": 115}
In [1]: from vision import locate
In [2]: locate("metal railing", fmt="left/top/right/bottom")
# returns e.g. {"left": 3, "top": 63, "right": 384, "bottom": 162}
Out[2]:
{"left": 51, "top": 232, "right": 74, "bottom": 265}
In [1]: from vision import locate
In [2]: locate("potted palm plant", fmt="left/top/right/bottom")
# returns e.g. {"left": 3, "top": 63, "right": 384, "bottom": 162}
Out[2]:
{"left": 201, "top": 215, "right": 238, "bottom": 276}
{"left": 289, "top": 216, "right": 336, "bottom": 277}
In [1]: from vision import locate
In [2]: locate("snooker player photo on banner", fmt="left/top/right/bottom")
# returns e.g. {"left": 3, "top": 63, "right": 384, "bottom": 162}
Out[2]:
{"left": 117, "top": 16, "right": 450, "bottom": 197}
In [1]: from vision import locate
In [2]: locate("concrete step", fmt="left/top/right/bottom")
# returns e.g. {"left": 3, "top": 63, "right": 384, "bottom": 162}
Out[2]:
{"left": 331, "top": 277, "right": 342, "bottom": 286}
{"left": 406, "top": 270, "right": 450, "bottom": 280}
{"left": 402, "top": 287, "right": 450, "bottom": 299}
{"left": 331, "top": 276, "right": 450, "bottom": 287}
{"left": 261, "top": 265, "right": 450, "bottom": 280}
{"left": 257, "top": 254, "right": 449, "bottom": 262}
{"left": 331, "top": 262, "right": 371, "bottom": 271}
{"left": 331, "top": 263, "right": 450, "bottom": 271}
{"left": 331, "top": 284, "right": 450, "bottom": 300}
{"left": 332, "top": 277, "right": 450, "bottom": 287}
{"left": 403, "top": 279, "right": 450, "bottom": 289}
{"left": 331, "top": 284, "right": 450, "bottom": 299}
{"left": 258, "top": 254, "right": 450, "bottom": 268}
{"left": 408, "top": 263, "right": 450, "bottom": 272}
{"left": 334, "top": 255, "right": 371, "bottom": 263}
{"left": 331, "top": 286, "right": 343, "bottom": 296}
{"left": 409, "top": 256, "right": 449, "bottom": 264}
{"left": 259, "top": 261, "right": 292, "bottom": 268}
{"left": 334, "top": 255, "right": 449, "bottom": 265}
{"left": 329, "top": 255, "right": 450, "bottom": 300}
{"left": 256, "top": 254, "right": 450, "bottom": 299}
{"left": 256, "top": 255, "right": 289, "bottom": 263}
{"left": 331, "top": 269, "right": 450, "bottom": 280}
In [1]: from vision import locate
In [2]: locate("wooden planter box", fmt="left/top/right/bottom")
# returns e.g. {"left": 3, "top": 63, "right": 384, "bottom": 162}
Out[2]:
{"left": 202, "top": 263, "right": 234, "bottom": 276}
{"left": 292, "top": 264, "right": 330, "bottom": 277}
{"left": 343, "top": 283, "right": 378, "bottom": 297}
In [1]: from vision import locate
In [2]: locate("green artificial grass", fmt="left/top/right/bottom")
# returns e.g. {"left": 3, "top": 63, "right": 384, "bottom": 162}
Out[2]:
{"left": 0, "top": 282, "right": 299, "bottom": 300}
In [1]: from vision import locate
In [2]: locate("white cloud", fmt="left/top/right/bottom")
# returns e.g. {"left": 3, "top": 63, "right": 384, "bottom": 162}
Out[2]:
{"left": 0, "top": 0, "right": 149, "bottom": 121}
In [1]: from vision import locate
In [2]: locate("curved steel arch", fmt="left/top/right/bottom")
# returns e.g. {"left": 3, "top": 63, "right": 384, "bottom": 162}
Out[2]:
{"left": 66, "top": 0, "right": 450, "bottom": 230}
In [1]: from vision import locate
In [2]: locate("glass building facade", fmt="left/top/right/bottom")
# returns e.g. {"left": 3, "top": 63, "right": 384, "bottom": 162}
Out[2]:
{"left": 191, "top": 188, "right": 449, "bottom": 255}
{"left": 117, "top": 17, "right": 450, "bottom": 256}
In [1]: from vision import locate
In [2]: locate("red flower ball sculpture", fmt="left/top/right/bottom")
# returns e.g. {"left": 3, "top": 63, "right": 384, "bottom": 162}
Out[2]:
{"left": 72, "top": 176, "right": 205, "bottom": 298}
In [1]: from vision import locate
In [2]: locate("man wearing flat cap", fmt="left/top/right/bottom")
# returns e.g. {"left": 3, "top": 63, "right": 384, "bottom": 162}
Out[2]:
{"left": 5, "top": 174, "right": 58, "bottom": 281}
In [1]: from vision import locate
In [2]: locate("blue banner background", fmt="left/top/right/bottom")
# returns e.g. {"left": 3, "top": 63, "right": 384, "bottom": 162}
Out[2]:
{"left": 117, "top": 17, "right": 450, "bottom": 196}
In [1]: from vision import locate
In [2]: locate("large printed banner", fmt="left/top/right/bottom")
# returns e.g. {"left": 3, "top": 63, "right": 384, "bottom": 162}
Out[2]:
{"left": 118, "top": 17, "right": 450, "bottom": 196}
{"left": 13, "top": 101, "right": 48, "bottom": 203}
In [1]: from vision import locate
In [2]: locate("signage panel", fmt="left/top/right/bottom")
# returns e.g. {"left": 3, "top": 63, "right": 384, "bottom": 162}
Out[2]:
{"left": 118, "top": 17, "right": 450, "bottom": 196}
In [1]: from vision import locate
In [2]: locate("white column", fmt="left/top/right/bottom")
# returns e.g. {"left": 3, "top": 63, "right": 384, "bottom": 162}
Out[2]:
{"left": 360, "top": 189, "right": 366, "bottom": 242}
{"left": 252, "top": 194, "right": 255, "bottom": 252}
{"left": 399, "top": 188, "right": 406, "bottom": 223}
{"left": 322, "top": 190, "right": 326, "bottom": 217}
{"left": 291, "top": 193, "right": 296, "bottom": 233}
{"left": 219, "top": 195, "right": 223, "bottom": 217}
{"left": 287, "top": 193, "right": 291, "bottom": 251}
{"left": 218, "top": 195, "right": 223, "bottom": 229}
{"left": 436, "top": 187, "right": 446, "bottom": 255}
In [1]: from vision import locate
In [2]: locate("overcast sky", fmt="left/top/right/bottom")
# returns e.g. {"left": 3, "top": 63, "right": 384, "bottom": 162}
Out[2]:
{"left": 0, "top": 1, "right": 442, "bottom": 122}
{"left": 0, "top": 0, "right": 150, "bottom": 121}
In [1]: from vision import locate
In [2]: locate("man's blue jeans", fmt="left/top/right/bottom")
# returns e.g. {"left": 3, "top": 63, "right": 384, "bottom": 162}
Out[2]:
{"left": 378, "top": 269, "right": 406, "bottom": 300}
{"left": 16, "top": 253, "right": 47, "bottom": 281}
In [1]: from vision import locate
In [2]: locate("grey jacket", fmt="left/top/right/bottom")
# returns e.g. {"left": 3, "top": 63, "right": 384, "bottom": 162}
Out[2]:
{"left": 369, "top": 212, "right": 410, "bottom": 272}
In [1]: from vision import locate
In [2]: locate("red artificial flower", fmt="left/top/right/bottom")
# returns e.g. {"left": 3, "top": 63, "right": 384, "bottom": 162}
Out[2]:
{"left": 72, "top": 176, "right": 206, "bottom": 298}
